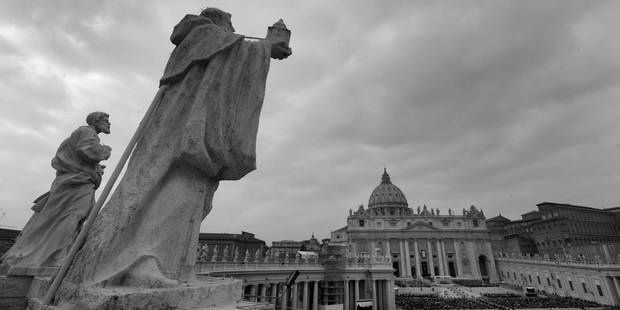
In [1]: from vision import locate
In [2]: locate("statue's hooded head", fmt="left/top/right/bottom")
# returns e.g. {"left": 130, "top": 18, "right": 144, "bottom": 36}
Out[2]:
{"left": 200, "top": 8, "right": 235, "bottom": 33}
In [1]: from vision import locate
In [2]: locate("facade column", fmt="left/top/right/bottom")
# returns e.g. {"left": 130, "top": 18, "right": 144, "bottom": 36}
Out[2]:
{"left": 453, "top": 239, "right": 463, "bottom": 277}
{"left": 467, "top": 240, "right": 480, "bottom": 278}
{"left": 302, "top": 281, "right": 309, "bottom": 310}
{"left": 404, "top": 240, "right": 412, "bottom": 277}
{"left": 485, "top": 241, "right": 499, "bottom": 282}
{"left": 385, "top": 239, "right": 391, "bottom": 256}
{"left": 427, "top": 240, "right": 435, "bottom": 277}
{"left": 387, "top": 280, "right": 396, "bottom": 310}
{"left": 313, "top": 281, "right": 319, "bottom": 310}
{"left": 351, "top": 241, "right": 357, "bottom": 256}
{"left": 398, "top": 240, "right": 406, "bottom": 277}
{"left": 444, "top": 241, "right": 449, "bottom": 274}
{"left": 354, "top": 280, "right": 360, "bottom": 303}
{"left": 370, "top": 240, "right": 376, "bottom": 255}
{"left": 436, "top": 239, "right": 445, "bottom": 276}
{"left": 414, "top": 239, "right": 421, "bottom": 279}
{"left": 371, "top": 280, "right": 377, "bottom": 310}
{"left": 292, "top": 283, "right": 298, "bottom": 310}
{"left": 344, "top": 280, "right": 350, "bottom": 310}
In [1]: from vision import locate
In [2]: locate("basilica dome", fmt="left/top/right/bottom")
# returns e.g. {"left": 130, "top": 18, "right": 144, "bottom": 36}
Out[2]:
{"left": 368, "top": 169, "right": 408, "bottom": 208}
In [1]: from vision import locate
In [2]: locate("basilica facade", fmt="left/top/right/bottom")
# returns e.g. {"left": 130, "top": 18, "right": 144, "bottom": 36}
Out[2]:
{"left": 331, "top": 169, "right": 499, "bottom": 282}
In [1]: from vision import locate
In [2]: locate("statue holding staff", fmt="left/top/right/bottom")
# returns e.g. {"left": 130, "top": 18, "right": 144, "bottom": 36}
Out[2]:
{"left": 55, "top": 7, "right": 291, "bottom": 296}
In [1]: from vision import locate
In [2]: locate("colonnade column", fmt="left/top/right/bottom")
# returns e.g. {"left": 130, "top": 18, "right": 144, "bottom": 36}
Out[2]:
{"left": 260, "top": 284, "right": 267, "bottom": 302}
{"left": 387, "top": 280, "right": 396, "bottom": 310}
{"left": 371, "top": 280, "right": 377, "bottom": 310}
{"left": 436, "top": 239, "right": 445, "bottom": 276}
{"left": 344, "top": 280, "right": 349, "bottom": 310}
{"left": 427, "top": 240, "right": 435, "bottom": 277}
{"left": 404, "top": 240, "right": 412, "bottom": 277}
{"left": 250, "top": 285, "right": 257, "bottom": 302}
{"left": 354, "top": 280, "right": 360, "bottom": 303}
{"left": 292, "top": 283, "right": 298, "bottom": 309}
{"left": 454, "top": 239, "right": 463, "bottom": 277}
{"left": 271, "top": 283, "right": 277, "bottom": 304}
{"left": 414, "top": 240, "right": 421, "bottom": 279}
{"left": 282, "top": 283, "right": 288, "bottom": 310}
{"left": 302, "top": 281, "right": 309, "bottom": 310}
{"left": 313, "top": 281, "right": 319, "bottom": 310}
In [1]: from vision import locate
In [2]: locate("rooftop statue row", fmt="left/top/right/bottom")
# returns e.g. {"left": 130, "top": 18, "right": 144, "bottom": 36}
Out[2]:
{"left": 350, "top": 203, "right": 486, "bottom": 219}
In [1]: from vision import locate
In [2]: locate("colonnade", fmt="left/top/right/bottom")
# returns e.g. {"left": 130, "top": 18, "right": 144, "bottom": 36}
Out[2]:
{"left": 243, "top": 279, "right": 395, "bottom": 310}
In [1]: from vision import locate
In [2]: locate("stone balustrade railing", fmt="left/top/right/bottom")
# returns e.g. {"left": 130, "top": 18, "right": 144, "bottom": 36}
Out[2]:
{"left": 495, "top": 252, "right": 620, "bottom": 268}
{"left": 194, "top": 254, "right": 393, "bottom": 274}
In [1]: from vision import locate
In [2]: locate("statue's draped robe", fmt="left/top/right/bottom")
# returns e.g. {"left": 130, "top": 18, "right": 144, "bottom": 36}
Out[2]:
{"left": 1, "top": 126, "right": 109, "bottom": 275}
{"left": 60, "top": 15, "right": 271, "bottom": 288}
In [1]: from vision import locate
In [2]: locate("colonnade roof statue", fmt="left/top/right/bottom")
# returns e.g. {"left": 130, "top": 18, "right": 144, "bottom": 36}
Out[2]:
{"left": 47, "top": 7, "right": 292, "bottom": 305}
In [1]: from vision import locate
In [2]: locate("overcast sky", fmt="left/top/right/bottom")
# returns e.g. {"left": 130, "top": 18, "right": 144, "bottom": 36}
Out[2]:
{"left": 1, "top": 0, "right": 619, "bottom": 244}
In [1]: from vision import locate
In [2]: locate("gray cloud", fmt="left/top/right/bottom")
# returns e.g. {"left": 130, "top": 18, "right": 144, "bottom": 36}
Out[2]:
{"left": 1, "top": 1, "right": 619, "bottom": 243}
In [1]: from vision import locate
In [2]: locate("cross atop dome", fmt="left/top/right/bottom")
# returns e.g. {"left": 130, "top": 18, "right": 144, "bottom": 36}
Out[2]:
{"left": 381, "top": 168, "right": 391, "bottom": 184}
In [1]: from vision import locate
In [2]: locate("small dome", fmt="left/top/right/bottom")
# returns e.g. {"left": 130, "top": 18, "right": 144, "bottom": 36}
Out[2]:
{"left": 368, "top": 169, "right": 408, "bottom": 208}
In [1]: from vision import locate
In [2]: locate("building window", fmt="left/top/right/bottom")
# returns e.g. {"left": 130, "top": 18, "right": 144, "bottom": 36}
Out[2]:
{"left": 582, "top": 282, "right": 588, "bottom": 293}
{"left": 513, "top": 272, "right": 517, "bottom": 280}
{"left": 597, "top": 285, "right": 604, "bottom": 296}
{"left": 557, "top": 279, "right": 562, "bottom": 288}
{"left": 547, "top": 278, "right": 551, "bottom": 286}
{"left": 569, "top": 281, "right": 574, "bottom": 291}
{"left": 528, "top": 275, "right": 532, "bottom": 283}
{"left": 537, "top": 276, "right": 541, "bottom": 285}
{"left": 359, "top": 220, "right": 365, "bottom": 227}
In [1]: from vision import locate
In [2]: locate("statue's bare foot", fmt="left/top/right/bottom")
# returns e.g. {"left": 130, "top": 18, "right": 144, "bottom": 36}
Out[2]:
{"left": 122, "top": 257, "right": 178, "bottom": 288}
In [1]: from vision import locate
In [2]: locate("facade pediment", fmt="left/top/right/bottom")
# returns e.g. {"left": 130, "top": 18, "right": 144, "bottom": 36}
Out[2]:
{"left": 401, "top": 221, "right": 440, "bottom": 231}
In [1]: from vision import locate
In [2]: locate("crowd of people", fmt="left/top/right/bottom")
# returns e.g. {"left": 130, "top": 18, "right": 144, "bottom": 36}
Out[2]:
{"left": 482, "top": 294, "right": 602, "bottom": 309}
{"left": 452, "top": 279, "right": 497, "bottom": 287}
{"left": 395, "top": 294, "right": 489, "bottom": 310}
{"left": 395, "top": 279, "right": 431, "bottom": 287}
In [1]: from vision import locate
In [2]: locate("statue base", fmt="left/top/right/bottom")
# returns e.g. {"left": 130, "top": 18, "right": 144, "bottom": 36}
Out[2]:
{"left": 1, "top": 275, "right": 243, "bottom": 310}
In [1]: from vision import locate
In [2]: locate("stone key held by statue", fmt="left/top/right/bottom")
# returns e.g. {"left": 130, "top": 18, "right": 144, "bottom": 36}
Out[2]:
{"left": 245, "top": 19, "right": 291, "bottom": 47}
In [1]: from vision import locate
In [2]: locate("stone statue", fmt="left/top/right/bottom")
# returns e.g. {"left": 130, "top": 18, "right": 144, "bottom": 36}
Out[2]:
{"left": 448, "top": 208, "right": 452, "bottom": 216}
{"left": 222, "top": 246, "right": 229, "bottom": 262}
{"left": 1, "top": 112, "right": 111, "bottom": 276}
{"left": 56, "top": 8, "right": 291, "bottom": 292}
{"left": 234, "top": 248, "right": 240, "bottom": 263}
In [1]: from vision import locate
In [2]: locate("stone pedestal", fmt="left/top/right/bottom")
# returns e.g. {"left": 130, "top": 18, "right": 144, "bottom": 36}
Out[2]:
{"left": 2, "top": 275, "right": 243, "bottom": 310}
{"left": 0, "top": 275, "right": 33, "bottom": 310}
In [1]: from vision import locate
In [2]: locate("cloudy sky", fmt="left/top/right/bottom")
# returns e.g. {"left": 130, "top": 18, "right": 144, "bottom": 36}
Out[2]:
{"left": 1, "top": 0, "right": 619, "bottom": 244}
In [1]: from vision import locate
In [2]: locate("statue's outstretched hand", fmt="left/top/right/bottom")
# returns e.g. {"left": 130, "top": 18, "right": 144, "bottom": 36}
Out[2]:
{"left": 271, "top": 41, "right": 292, "bottom": 60}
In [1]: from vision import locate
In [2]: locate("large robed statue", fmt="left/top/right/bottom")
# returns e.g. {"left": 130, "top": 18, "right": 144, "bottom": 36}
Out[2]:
{"left": 57, "top": 8, "right": 291, "bottom": 291}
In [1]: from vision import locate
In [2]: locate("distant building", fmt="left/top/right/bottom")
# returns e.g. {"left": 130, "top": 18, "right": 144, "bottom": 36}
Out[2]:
{"left": 331, "top": 169, "right": 498, "bottom": 282}
{"left": 196, "top": 231, "right": 266, "bottom": 262}
{"left": 270, "top": 234, "right": 322, "bottom": 259}
{"left": 487, "top": 202, "right": 620, "bottom": 258}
